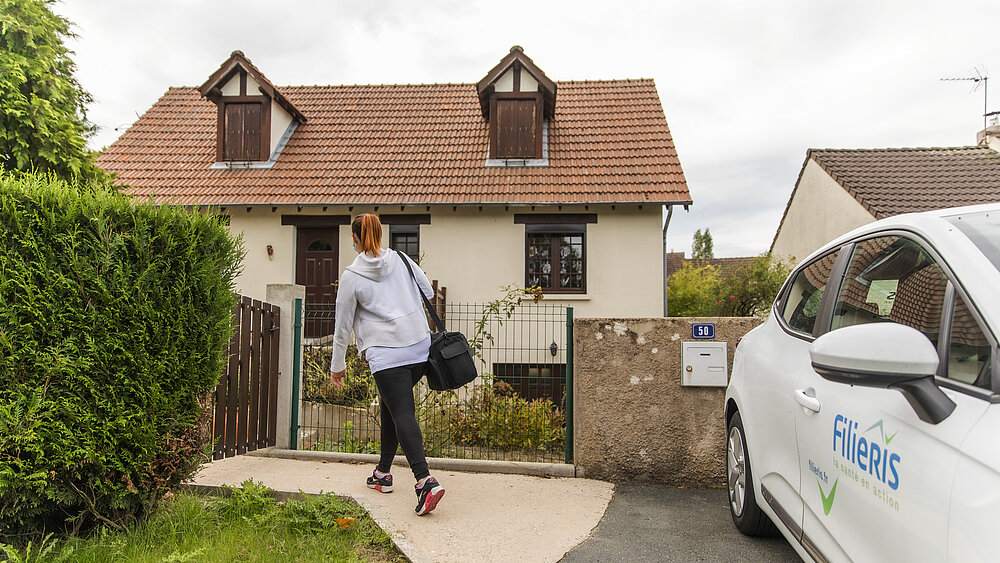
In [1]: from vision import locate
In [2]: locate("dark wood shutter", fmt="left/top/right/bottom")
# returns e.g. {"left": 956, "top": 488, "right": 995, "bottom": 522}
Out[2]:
{"left": 224, "top": 102, "right": 262, "bottom": 161}
{"left": 496, "top": 99, "right": 537, "bottom": 158}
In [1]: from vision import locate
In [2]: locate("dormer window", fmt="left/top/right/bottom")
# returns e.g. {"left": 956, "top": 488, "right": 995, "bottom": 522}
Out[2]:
{"left": 478, "top": 46, "right": 556, "bottom": 165}
{"left": 200, "top": 51, "right": 306, "bottom": 167}
{"left": 493, "top": 67, "right": 542, "bottom": 158}
{"left": 221, "top": 83, "right": 268, "bottom": 162}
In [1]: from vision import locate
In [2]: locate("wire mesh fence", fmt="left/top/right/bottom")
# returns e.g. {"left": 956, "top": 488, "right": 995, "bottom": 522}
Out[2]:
{"left": 296, "top": 300, "right": 572, "bottom": 463}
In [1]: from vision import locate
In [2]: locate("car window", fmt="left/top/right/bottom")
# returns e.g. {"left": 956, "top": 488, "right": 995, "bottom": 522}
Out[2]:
{"left": 831, "top": 236, "right": 947, "bottom": 350}
{"left": 948, "top": 294, "right": 993, "bottom": 389}
{"left": 780, "top": 249, "right": 840, "bottom": 335}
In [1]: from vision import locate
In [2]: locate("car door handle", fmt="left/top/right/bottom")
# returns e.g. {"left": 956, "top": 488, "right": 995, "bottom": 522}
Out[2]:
{"left": 794, "top": 389, "right": 821, "bottom": 413}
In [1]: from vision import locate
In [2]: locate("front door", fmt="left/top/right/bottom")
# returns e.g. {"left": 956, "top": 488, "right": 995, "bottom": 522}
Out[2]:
{"left": 295, "top": 227, "right": 339, "bottom": 338}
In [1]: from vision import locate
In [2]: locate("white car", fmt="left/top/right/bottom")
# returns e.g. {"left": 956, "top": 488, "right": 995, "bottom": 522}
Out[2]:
{"left": 726, "top": 203, "right": 1000, "bottom": 562}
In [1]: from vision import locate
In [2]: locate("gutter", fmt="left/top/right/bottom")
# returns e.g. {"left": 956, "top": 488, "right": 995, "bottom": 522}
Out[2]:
{"left": 662, "top": 204, "right": 674, "bottom": 317}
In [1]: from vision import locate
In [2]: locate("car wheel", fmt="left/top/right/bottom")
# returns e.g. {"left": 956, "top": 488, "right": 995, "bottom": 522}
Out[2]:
{"left": 727, "top": 411, "right": 778, "bottom": 536}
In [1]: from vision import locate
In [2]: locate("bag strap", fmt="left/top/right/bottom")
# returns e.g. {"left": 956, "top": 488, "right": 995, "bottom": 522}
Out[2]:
{"left": 395, "top": 250, "right": 445, "bottom": 332}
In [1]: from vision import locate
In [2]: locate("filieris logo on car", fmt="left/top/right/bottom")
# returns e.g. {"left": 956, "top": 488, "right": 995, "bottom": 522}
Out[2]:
{"left": 812, "top": 414, "right": 903, "bottom": 515}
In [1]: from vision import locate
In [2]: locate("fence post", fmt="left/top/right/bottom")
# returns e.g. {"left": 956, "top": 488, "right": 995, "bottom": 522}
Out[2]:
{"left": 565, "top": 306, "right": 574, "bottom": 464}
{"left": 290, "top": 297, "right": 303, "bottom": 450}
{"left": 266, "top": 283, "right": 305, "bottom": 449}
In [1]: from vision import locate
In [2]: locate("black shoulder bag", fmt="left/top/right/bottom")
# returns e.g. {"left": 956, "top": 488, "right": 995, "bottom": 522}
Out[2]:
{"left": 396, "top": 250, "right": 478, "bottom": 390}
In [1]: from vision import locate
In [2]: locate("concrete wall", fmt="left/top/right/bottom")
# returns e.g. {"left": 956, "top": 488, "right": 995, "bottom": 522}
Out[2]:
{"left": 225, "top": 204, "right": 666, "bottom": 319}
{"left": 771, "top": 159, "right": 874, "bottom": 266}
{"left": 573, "top": 316, "right": 763, "bottom": 486}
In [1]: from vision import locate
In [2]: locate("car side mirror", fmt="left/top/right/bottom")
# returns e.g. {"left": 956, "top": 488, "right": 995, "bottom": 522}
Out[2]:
{"left": 809, "top": 323, "right": 956, "bottom": 424}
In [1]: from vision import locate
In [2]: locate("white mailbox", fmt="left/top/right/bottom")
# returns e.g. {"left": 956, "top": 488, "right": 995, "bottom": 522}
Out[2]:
{"left": 681, "top": 341, "right": 728, "bottom": 387}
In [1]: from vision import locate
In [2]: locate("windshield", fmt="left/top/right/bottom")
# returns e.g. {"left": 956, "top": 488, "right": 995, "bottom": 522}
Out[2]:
{"left": 945, "top": 210, "right": 1000, "bottom": 272}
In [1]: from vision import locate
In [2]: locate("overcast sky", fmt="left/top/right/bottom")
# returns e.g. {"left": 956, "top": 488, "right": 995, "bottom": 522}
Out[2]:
{"left": 53, "top": 0, "right": 1000, "bottom": 257}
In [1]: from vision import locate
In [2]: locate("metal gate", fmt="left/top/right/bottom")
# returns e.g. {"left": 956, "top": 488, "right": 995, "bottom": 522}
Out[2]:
{"left": 212, "top": 296, "right": 281, "bottom": 459}
{"left": 291, "top": 298, "right": 574, "bottom": 464}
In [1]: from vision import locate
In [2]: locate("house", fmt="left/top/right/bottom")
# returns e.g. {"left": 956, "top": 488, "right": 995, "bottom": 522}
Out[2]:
{"left": 771, "top": 131, "right": 1000, "bottom": 265}
{"left": 97, "top": 47, "right": 692, "bottom": 322}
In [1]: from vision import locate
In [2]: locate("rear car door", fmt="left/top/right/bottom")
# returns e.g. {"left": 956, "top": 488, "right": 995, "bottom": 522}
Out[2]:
{"left": 793, "top": 234, "right": 989, "bottom": 562}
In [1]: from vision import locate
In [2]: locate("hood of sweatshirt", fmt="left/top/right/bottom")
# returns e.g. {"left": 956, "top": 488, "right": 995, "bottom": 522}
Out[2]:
{"left": 345, "top": 250, "right": 398, "bottom": 282}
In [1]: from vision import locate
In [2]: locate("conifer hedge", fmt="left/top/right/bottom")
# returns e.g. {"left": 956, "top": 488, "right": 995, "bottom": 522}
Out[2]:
{"left": 0, "top": 172, "right": 243, "bottom": 541}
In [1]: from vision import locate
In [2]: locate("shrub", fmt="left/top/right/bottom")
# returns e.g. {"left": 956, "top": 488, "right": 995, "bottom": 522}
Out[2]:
{"left": 713, "top": 253, "right": 790, "bottom": 317}
{"left": 665, "top": 263, "right": 719, "bottom": 317}
{"left": 302, "top": 344, "right": 373, "bottom": 407}
{"left": 0, "top": 172, "right": 242, "bottom": 543}
{"left": 667, "top": 253, "right": 790, "bottom": 317}
{"left": 420, "top": 380, "right": 565, "bottom": 455}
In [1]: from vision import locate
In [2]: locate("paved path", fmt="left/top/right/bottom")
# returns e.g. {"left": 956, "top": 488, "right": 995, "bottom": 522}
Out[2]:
{"left": 561, "top": 484, "right": 800, "bottom": 562}
{"left": 190, "top": 454, "right": 614, "bottom": 563}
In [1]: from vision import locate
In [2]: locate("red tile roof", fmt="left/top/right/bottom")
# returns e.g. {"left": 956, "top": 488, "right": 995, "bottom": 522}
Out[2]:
{"left": 97, "top": 80, "right": 691, "bottom": 206}
{"left": 809, "top": 147, "right": 1000, "bottom": 218}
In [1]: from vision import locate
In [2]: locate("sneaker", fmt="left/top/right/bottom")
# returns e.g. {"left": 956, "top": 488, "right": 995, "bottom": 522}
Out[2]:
{"left": 414, "top": 477, "right": 445, "bottom": 515}
{"left": 367, "top": 470, "right": 393, "bottom": 493}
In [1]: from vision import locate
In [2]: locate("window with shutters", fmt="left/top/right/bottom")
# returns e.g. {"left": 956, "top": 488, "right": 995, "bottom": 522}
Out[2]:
{"left": 223, "top": 102, "right": 264, "bottom": 161}
{"left": 495, "top": 98, "right": 538, "bottom": 158}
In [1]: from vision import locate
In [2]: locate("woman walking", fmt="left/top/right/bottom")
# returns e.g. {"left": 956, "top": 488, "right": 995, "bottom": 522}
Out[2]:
{"left": 329, "top": 213, "right": 445, "bottom": 515}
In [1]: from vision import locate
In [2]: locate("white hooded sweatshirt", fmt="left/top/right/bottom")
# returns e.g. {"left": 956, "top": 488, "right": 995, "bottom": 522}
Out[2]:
{"left": 330, "top": 249, "right": 433, "bottom": 372}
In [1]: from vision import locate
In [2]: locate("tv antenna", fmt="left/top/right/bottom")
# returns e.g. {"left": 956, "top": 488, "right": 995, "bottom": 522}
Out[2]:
{"left": 941, "top": 67, "right": 990, "bottom": 131}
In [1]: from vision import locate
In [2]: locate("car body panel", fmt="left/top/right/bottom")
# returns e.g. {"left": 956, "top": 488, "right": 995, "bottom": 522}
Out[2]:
{"left": 735, "top": 315, "right": 806, "bottom": 536}
{"left": 947, "top": 405, "right": 1000, "bottom": 562}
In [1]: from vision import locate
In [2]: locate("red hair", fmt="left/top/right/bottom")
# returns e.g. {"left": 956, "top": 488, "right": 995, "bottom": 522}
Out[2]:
{"left": 352, "top": 213, "right": 382, "bottom": 256}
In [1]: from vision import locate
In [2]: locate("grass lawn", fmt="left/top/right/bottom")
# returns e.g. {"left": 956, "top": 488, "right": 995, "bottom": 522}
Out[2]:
{"left": 1, "top": 481, "right": 404, "bottom": 563}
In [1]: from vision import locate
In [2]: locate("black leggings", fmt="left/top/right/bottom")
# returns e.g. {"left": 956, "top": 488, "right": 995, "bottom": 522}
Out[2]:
{"left": 373, "top": 362, "right": 429, "bottom": 481}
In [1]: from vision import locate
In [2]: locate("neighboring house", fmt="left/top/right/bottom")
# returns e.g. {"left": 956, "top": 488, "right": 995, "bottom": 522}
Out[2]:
{"left": 771, "top": 135, "right": 1000, "bottom": 265}
{"left": 665, "top": 251, "right": 756, "bottom": 280}
{"left": 97, "top": 47, "right": 692, "bottom": 321}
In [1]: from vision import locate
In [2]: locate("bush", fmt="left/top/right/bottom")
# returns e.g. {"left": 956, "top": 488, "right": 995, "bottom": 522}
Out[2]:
{"left": 665, "top": 263, "right": 719, "bottom": 317}
{"left": 712, "top": 254, "right": 790, "bottom": 317}
{"left": 667, "top": 253, "right": 790, "bottom": 317}
{"left": 421, "top": 380, "right": 565, "bottom": 455}
{"left": 0, "top": 172, "right": 243, "bottom": 543}
{"left": 302, "top": 344, "right": 373, "bottom": 407}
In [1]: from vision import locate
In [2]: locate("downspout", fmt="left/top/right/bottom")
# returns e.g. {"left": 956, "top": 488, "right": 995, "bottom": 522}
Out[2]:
{"left": 662, "top": 204, "right": 673, "bottom": 317}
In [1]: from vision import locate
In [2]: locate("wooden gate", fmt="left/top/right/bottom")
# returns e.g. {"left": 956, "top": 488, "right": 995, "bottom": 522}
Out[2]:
{"left": 213, "top": 296, "right": 280, "bottom": 459}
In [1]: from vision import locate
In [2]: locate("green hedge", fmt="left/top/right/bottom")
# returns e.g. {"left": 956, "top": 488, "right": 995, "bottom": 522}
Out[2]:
{"left": 0, "top": 172, "right": 243, "bottom": 542}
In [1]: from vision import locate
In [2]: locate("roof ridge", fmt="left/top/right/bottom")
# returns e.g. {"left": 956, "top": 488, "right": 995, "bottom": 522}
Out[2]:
{"left": 810, "top": 146, "right": 986, "bottom": 153}
{"left": 168, "top": 79, "right": 653, "bottom": 90}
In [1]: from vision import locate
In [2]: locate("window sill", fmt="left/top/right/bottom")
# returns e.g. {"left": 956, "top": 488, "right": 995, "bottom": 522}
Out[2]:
{"left": 211, "top": 160, "right": 275, "bottom": 170}
{"left": 541, "top": 293, "right": 590, "bottom": 301}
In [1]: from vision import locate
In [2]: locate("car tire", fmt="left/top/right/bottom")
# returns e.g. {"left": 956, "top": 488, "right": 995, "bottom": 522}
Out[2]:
{"left": 727, "top": 411, "right": 778, "bottom": 536}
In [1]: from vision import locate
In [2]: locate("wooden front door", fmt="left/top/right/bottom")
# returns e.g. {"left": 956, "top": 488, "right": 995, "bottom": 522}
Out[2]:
{"left": 296, "top": 227, "right": 339, "bottom": 338}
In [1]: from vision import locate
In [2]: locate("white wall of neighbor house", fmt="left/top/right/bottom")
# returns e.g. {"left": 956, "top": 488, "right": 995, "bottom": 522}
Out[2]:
{"left": 771, "top": 159, "right": 875, "bottom": 265}
{"left": 223, "top": 204, "right": 665, "bottom": 319}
